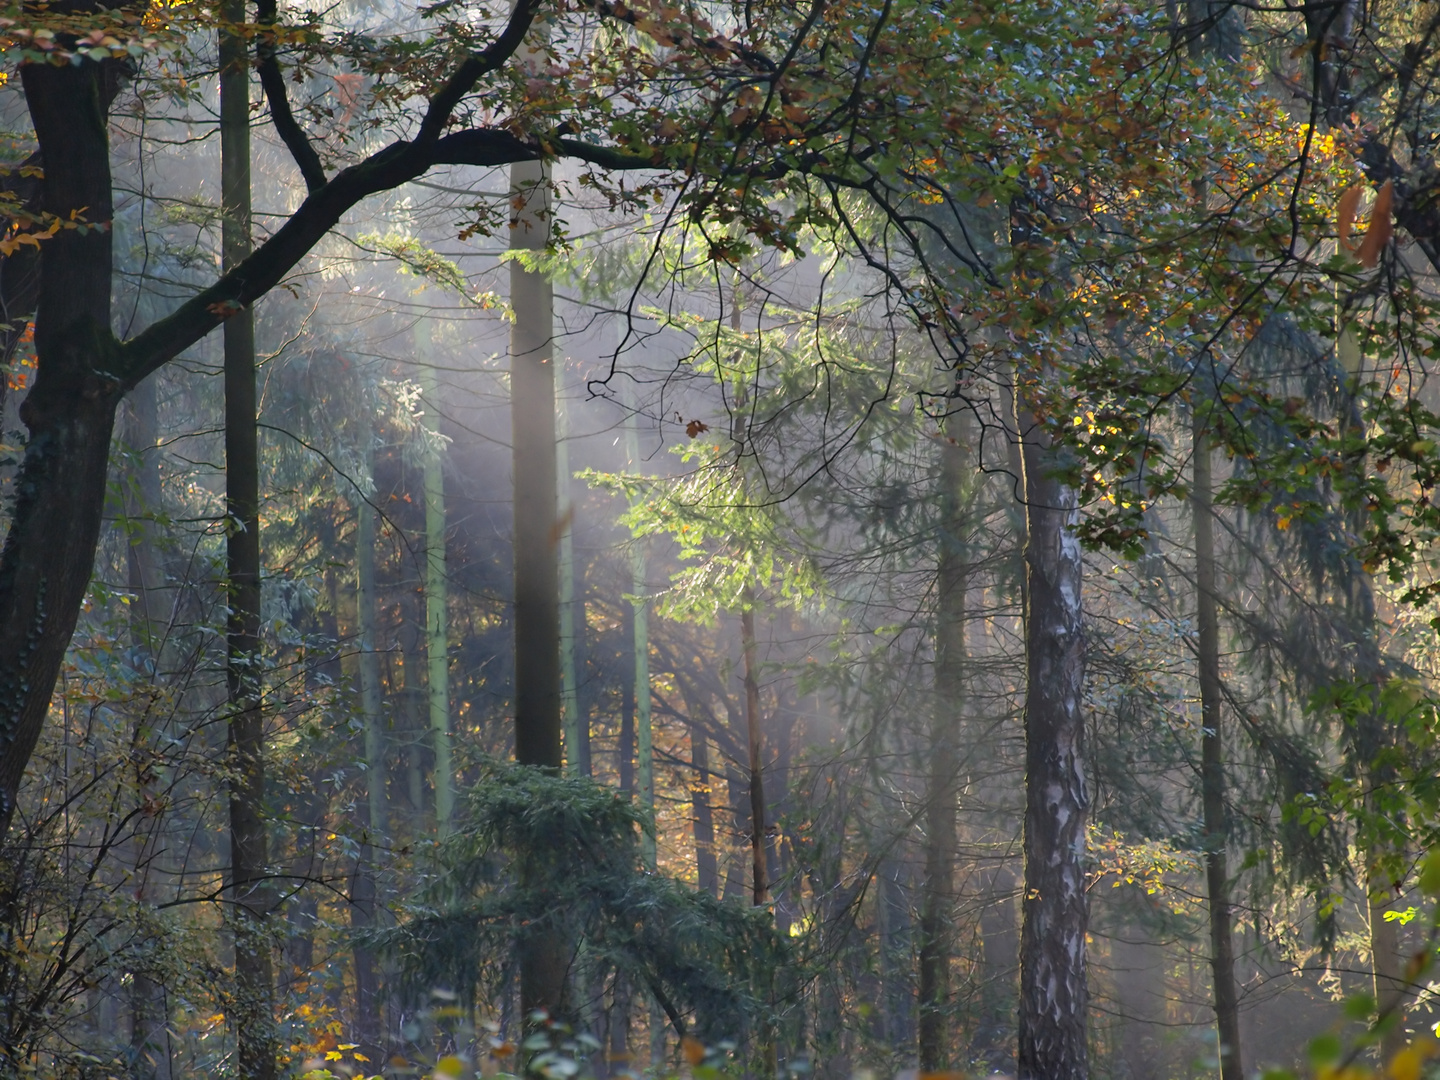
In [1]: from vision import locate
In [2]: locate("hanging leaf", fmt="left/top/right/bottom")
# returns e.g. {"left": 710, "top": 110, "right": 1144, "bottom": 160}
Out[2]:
{"left": 1336, "top": 182, "right": 1364, "bottom": 253}
{"left": 1356, "top": 179, "right": 1394, "bottom": 268}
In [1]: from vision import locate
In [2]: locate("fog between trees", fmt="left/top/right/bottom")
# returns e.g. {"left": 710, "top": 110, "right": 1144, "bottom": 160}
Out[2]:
{"left": 7, "top": 1, "right": 1440, "bottom": 1078}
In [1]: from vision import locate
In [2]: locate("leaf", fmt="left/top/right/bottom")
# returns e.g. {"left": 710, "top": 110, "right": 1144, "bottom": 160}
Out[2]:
{"left": 1336, "top": 183, "right": 1363, "bottom": 252}
{"left": 685, "top": 418, "right": 709, "bottom": 437}
{"left": 1357, "top": 179, "right": 1394, "bottom": 268}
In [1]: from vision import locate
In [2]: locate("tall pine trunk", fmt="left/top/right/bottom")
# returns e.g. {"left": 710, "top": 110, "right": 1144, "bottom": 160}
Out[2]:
{"left": 418, "top": 323, "right": 452, "bottom": 833}
{"left": 624, "top": 410, "right": 655, "bottom": 867}
{"left": 1193, "top": 409, "right": 1242, "bottom": 1080}
{"left": 919, "top": 419, "right": 967, "bottom": 1071}
{"left": 1014, "top": 395, "right": 1088, "bottom": 1080}
{"left": 221, "top": 8, "right": 276, "bottom": 1075}
{"left": 352, "top": 424, "right": 384, "bottom": 1048}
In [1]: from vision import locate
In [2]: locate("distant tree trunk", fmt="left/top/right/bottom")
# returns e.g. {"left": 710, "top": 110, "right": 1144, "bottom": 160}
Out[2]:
{"left": 624, "top": 411, "right": 655, "bottom": 867}
{"left": 352, "top": 426, "right": 384, "bottom": 1047}
{"left": 1193, "top": 411, "right": 1242, "bottom": 1080}
{"left": 723, "top": 756, "right": 747, "bottom": 902}
{"left": 689, "top": 718, "right": 719, "bottom": 897}
{"left": 418, "top": 324, "right": 453, "bottom": 834}
{"left": 1014, "top": 393, "right": 1088, "bottom": 1080}
{"left": 509, "top": 143, "right": 566, "bottom": 1019}
{"left": 221, "top": 8, "right": 276, "bottom": 1075}
{"left": 558, "top": 394, "right": 589, "bottom": 775}
{"left": 123, "top": 375, "right": 173, "bottom": 1080}
{"left": 919, "top": 420, "right": 967, "bottom": 1072}
{"left": 741, "top": 601, "right": 767, "bottom": 906}
{"left": 619, "top": 604, "right": 636, "bottom": 797}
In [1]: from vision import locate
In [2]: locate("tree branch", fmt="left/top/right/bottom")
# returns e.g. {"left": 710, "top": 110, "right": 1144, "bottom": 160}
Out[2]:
{"left": 253, "top": 0, "right": 327, "bottom": 192}
{"left": 416, "top": 0, "right": 545, "bottom": 145}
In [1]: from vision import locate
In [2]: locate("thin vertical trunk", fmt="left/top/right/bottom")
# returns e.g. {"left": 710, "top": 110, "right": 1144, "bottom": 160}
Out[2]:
{"left": 352, "top": 427, "right": 384, "bottom": 1048}
{"left": 221, "top": 8, "right": 276, "bottom": 1076}
{"left": 558, "top": 394, "right": 584, "bottom": 774}
{"left": 1193, "top": 413, "right": 1242, "bottom": 1080}
{"left": 689, "top": 719, "right": 719, "bottom": 897}
{"left": 722, "top": 757, "right": 746, "bottom": 902}
{"left": 919, "top": 422, "right": 966, "bottom": 1072}
{"left": 619, "top": 606, "right": 635, "bottom": 797}
{"left": 418, "top": 323, "right": 452, "bottom": 834}
{"left": 123, "top": 376, "right": 172, "bottom": 1080}
{"left": 741, "top": 601, "right": 766, "bottom": 906}
{"left": 1014, "top": 395, "right": 1088, "bottom": 1080}
{"left": 624, "top": 411, "right": 655, "bottom": 867}
{"left": 509, "top": 136, "right": 565, "bottom": 1018}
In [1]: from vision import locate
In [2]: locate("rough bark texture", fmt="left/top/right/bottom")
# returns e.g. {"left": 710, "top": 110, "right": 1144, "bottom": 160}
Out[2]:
{"left": 918, "top": 425, "right": 966, "bottom": 1072}
{"left": 1193, "top": 419, "right": 1242, "bottom": 1080}
{"left": 221, "top": 10, "right": 277, "bottom": 1072}
{"left": 0, "top": 60, "right": 124, "bottom": 838}
{"left": 1015, "top": 401, "right": 1088, "bottom": 1080}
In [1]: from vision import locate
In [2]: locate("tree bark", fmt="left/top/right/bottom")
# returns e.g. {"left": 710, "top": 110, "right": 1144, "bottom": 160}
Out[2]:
{"left": 221, "top": 9, "right": 277, "bottom": 1075}
{"left": 418, "top": 323, "right": 453, "bottom": 834}
{"left": 688, "top": 717, "right": 719, "bottom": 898}
{"left": 558, "top": 393, "right": 585, "bottom": 774}
{"left": 741, "top": 601, "right": 767, "bottom": 907}
{"left": 352, "top": 426, "right": 384, "bottom": 1048}
{"left": 1014, "top": 396, "right": 1088, "bottom": 1080}
{"left": 122, "top": 374, "right": 173, "bottom": 1080}
{"left": 1193, "top": 412, "right": 1242, "bottom": 1080}
{"left": 624, "top": 410, "right": 655, "bottom": 868}
{"left": 509, "top": 145, "right": 566, "bottom": 1020}
{"left": 919, "top": 420, "right": 967, "bottom": 1072}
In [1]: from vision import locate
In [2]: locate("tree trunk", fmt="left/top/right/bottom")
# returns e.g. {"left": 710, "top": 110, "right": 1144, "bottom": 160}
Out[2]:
{"left": 1014, "top": 397, "right": 1088, "bottom": 1080}
{"left": 221, "top": 10, "right": 277, "bottom": 1075}
{"left": 1193, "top": 413, "right": 1242, "bottom": 1080}
{"left": 123, "top": 375, "right": 173, "bottom": 1080}
{"left": 418, "top": 323, "right": 453, "bottom": 834}
{"left": 689, "top": 720, "right": 719, "bottom": 897}
{"left": 620, "top": 605, "right": 635, "bottom": 797}
{"left": 624, "top": 410, "right": 655, "bottom": 868}
{"left": 509, "top": 148, "right": 566, "bottom": 1020}
{"left": 741, "top": 601, "right": 767, "bottom": 907}
{"left": 919, "top": 421, "right": 967, "bottom": 1072}
{"left": 0, "top": 61, "right": 125, "bottom": 839}
{"left": 558, "top": 393, "right": 586, "bottom": 774}
{"left": 352, "top": 425, "right": 384, "bottom": 1047}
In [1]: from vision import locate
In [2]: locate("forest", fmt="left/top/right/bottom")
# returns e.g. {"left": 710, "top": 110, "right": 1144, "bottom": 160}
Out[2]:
{"left": 9, "top": 0, "right": 1440, "bottom": 1077}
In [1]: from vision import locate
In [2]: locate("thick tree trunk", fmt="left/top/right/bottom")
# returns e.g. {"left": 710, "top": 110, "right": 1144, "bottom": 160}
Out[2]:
{"left": 418, "top": 323, "right": 453, "bottom": 834}
{"left": 0, "top": 61, "right": 124, "bottom": 839}
{"left": 221, "top": 11, "right": 277, "bottom": 1076}
{"left": 919, "top": 422, "right": 967, "bottom": 1072}
{"left": 1014, "top": 399, "right": 1088, "bottom": 1080}
{"left": 509, "top": 150, "right": 566, "bottom": 1021}
{"left": 1193, "top": 416, "right": 1242, "bottom": 1080}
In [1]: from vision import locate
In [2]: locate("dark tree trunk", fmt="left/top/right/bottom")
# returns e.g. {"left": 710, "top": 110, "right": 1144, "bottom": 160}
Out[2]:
{"left": 509, "top": 152, "right": 566, "bottom": 1022}
{"left": 1193, "top": 414, "right": 1242, "bottom": 1080}
{"left": 123, "top": 375, "right": 173, "bottom": 1080}
{"left": 1014, "top": 399, "right": 1088, "bottom": 1080}
{"left": 0, "top": 60, "right": 124, "bottom": 839}
{"left": 221, "top": 12, "right": 277, "bottom": 1076}
{"left": 689, "top": 721, "right": 719, "bottom": 898}
{"left": 741, "top": 603, "right": 767, "bottom": 907}
{"left": 919, "top": 423, "right": 967, "bottom": 1072}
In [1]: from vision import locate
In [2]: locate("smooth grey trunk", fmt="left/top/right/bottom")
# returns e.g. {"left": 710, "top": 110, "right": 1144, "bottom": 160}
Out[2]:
{"left": 221, "top": 9, "right": 277, "bottom": 1075}
{"left": 558, "top": 395, "right": 585, "bottom": 773}
{"left": 1193, "top": 412, "right": 1242, "bottom": 1080}
{"left": 1014, "top": 396, "right": 1088, "bottom": 1080}
{"left": 918, "top": 420, "right": 967, "bottom": 1071}
{"left": 624, "top": 410, "right": 655, "bottom": 867}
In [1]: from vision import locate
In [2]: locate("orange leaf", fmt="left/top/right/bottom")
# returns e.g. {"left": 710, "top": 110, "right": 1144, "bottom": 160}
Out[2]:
{"left": 681, "top": 1038, "right": 706, "bottom": 1066}
{"left": 1336, "top": 182, "right": 1363, "bottom": 252}
{"left": 1357, "top": 179, "right": 1394, "bottom": 268}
